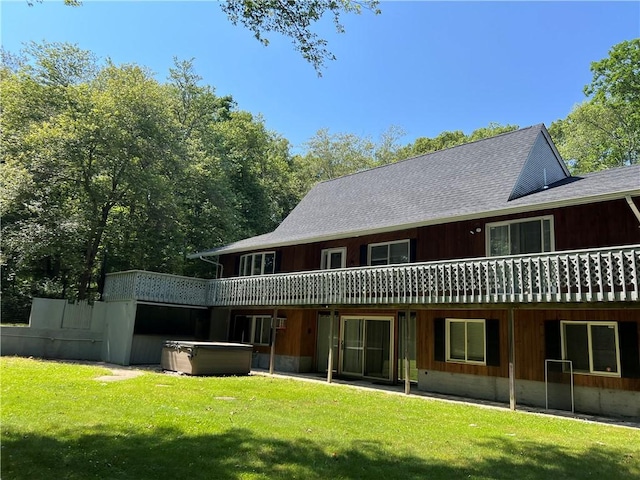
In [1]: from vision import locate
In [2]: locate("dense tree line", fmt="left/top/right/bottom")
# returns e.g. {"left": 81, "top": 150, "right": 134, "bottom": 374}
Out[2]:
{"left": 549, "top": 39, "right": 639, "bottom": 173}
{"left": 1, "top": 39, "right": 637, "bottom": 321}
{"left": 1, "top": 42, "right": 299, "bottom": 317}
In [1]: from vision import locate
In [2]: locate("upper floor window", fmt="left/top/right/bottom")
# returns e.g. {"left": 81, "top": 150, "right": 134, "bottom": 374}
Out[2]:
{"left": 486, "top": 216, "right": 553, "bottom": 256}
{"left": 239, "top": 252, "right": 275, "bottom": 276}
{"left": 561, "top": 321, "right": 620, "bottom": 376}
{"left": 321, "top": 247, "right": 346, "bottom": 269}
{"left": 446, "top": 318, "right": 486, "bottom": 365}
{"left": 369, "top": 240, "right": 410, "bottom": 266}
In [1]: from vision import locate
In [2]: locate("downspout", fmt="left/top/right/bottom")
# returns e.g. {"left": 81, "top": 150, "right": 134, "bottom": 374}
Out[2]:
{"left": 198, "top": 256, "right": 223, "bottom": 279}
{"left": 625, "top": 196, "right": 640, "bottom": 226}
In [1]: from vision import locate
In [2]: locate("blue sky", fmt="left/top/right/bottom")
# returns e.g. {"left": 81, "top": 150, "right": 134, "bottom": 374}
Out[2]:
{"left": 1, "top": 1, "right": 638, "bottom": 153}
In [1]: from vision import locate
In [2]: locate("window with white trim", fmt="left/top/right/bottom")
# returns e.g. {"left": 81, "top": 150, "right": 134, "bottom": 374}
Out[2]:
{"left": 486, "top": 216, "right": 553, "bottom": 256}
{"left": 252, "top": 316, "right": 272, "bottom": 346}
{"left": 321, "top": 247, "right": 346, "bottom": 269}
{"left": 368, "top": 240, "right": 410, "bottom": 266}
{"left": 239, "top": 252, "right": 275, "bottom": 276}
{"left": 446, "top": 319, "right": 486, "bottom": 364}
{"left": 561, "top": 321, "right": 620, "bottom": 376}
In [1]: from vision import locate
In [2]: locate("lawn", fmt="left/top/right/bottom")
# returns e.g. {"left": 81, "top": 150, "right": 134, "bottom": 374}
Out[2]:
{"left": 1, "top": 357, "right": 639, "bottom": 479}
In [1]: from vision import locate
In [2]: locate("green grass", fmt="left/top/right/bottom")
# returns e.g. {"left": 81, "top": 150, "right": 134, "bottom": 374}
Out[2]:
{"left": 2, "top": 357, "right": 639, "bottom": 479}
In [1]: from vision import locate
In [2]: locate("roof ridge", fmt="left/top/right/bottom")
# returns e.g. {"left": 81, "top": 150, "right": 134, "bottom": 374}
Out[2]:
{"left": 313, "top": 124, "right": 543, "bottom": 186}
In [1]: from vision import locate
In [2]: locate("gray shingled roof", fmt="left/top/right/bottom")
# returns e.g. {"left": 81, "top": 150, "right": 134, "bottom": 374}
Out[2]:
{"left": 191, "top": 124, "right": 640, "bottom": 257}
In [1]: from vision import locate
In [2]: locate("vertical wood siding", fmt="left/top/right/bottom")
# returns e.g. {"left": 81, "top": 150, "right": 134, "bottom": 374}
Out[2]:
{"left": 219, "top": 197, "right": 640, "bottom": 278}
{"left": 514, "top": 309, "right": 640, "bottom": 392}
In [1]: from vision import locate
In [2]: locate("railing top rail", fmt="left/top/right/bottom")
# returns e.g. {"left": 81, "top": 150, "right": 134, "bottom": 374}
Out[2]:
{"left": 213, "top": 244, "right": 640, "bottom": 282}
{"left": 105, "top": 270, "right": 210, "bottom": 283}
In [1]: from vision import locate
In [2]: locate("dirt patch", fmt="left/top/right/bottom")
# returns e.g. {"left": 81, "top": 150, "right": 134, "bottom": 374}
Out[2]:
{"left": 94, "top": 367, "right": 145, "bottom": 382}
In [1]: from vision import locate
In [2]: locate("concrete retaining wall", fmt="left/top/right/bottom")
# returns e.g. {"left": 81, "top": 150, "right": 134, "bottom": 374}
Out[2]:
{"left": 1, "top": 298, "right": 105, "bottom": 361}
{"left": 252, "top": 353, "right": 313, "bottom": 373}
{"left": 417, "top": 369, "right": 640, "bottom": 420}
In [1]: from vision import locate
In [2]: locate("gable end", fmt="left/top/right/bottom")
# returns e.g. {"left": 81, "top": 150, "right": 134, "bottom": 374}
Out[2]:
{"left": 509, "top": 130, "right": 569, "bottom": 201}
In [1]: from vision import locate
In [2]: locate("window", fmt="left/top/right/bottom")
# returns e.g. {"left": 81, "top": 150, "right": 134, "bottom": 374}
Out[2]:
{"left": 368, "top": 240, "right": 410, "bottom": 266}
{"left": 321, "top": 247, "right": 346, "bottom": 270}
{"left": 486, "top": 216, "right": 553, "bottom": 256}
{"left": 252, "top": 316, "right": 272, "bottom": 346}
{"left": 239, "top": 252, "right": 275, "bottom": 276}
{"left": 446, "top": 319, "right": 486, "bottom": 364}
{"left": 561, "top": 321, "right": 620, "bottom": 376}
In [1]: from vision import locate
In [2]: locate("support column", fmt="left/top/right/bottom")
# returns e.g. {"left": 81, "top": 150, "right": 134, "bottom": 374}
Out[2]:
{"left": 508, "top": 307, "right": 516, "bottom": 410}
{"left": 327, "top": 309, "right": 335, "bottom": 383}
{"left": 269, "top": 308, "right": 278, "bottom": 375}
{"left": 404, "top": 309, "right": 411, "bottom": 395}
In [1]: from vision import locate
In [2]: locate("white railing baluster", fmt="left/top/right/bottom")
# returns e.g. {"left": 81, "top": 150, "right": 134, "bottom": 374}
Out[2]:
{"left": 104, "top": 245, "right": 640, "bottom": 308}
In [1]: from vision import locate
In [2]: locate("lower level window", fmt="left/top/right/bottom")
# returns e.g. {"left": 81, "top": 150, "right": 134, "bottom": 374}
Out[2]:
{"left": 253, "top": 316, "right": 272, "bottom": 345}
{"left": 561, "top": 321, "right": 620, "bottom": 376}
{"left": 446, "top": 319, "right": 486, "bottom": 364}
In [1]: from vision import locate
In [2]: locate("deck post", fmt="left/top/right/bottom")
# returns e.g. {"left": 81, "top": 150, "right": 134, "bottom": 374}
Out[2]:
{"left": 269, "top": 308, "right": 278, "bottom": 375}
{"left": 404, "top": 308, "right": 411, "bottom": 395}
{"left": 508, "top": 307, "right": 516, "bottom": 410}
{"left": 327, "top": 309, "right": 335, "bottom": 383}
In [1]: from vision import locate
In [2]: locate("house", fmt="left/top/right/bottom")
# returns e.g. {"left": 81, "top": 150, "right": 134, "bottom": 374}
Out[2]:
{"left": 100, "top": 124, "right": 640, "bottom": 419}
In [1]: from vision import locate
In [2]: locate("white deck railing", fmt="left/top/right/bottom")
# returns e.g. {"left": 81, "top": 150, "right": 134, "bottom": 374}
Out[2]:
{"left": 103, "top": 245, "right": 640, "bottom": 307}
{"left": 103, "top": 270, "right": 212, "bottom": 306}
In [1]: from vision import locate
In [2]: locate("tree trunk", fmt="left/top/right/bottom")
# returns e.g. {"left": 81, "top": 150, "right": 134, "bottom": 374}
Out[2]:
{"left": 77, "top": 205, "right": 111, "bottom": 300}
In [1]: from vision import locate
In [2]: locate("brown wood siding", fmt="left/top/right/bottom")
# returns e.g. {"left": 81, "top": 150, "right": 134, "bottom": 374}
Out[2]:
{"left": 232, "top": 306, "right": 639, "bottom": 393}
{"left": 514, "top": 309, "right": 640, "bottom": 392}
{"left": 485, "top": 198, "right": 640, "bottom": 252}
{"left": 228, "top": 308, "right": 316, "bottom": 358}
{"left": 416, "top": 221, "right": 486, "bottom": 261}
{"left": 417, "top": 309, "right": 508, "bottom": 378}
{"left": 218, "top": 197, "right": 640, "bottom": 277}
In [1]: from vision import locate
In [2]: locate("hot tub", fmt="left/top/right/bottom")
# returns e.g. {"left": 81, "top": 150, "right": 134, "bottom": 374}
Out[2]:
{"left": 161, "top": 341, "right": 253, "bottom": 376}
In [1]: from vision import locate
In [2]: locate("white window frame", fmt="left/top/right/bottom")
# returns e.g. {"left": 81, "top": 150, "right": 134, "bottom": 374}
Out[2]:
{"left": 321, "top": 247, "right": 347, "bottom": 270}
{"left": 239, "top": 252, "right": 276, "bottom": 276}
{"left": 368, "top": 240, "right": 410, "bottom": 266}
{"left": 560, "top": 321, "right": 621, "bottom": 377}
{"left": 252, "top": 316, "right": 272, "bottom": 346}
{"left": 485, "top": 215, "right": 554, "bottom": 257}
{"left": 445, "top": 318, "right": 486, "bottom": 365}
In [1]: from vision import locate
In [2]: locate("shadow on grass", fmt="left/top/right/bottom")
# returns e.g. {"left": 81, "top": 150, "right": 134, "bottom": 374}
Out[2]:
{"left": 2, "top": 426, "right": 638, "bottom": 479}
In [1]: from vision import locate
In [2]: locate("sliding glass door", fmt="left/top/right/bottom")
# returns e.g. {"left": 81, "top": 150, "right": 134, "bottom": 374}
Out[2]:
{"left": 340, "top": 316, "right": 393, "bottom": 381}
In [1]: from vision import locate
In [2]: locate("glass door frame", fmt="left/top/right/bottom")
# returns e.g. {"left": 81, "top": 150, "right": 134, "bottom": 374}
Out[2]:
{"left": 339, "top": 315, "right": 394, "bottom": 381}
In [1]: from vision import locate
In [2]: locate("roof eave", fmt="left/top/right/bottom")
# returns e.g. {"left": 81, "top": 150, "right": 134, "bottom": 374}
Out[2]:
{"left": 193, "top": 188, "right": 640, "bottom": 257}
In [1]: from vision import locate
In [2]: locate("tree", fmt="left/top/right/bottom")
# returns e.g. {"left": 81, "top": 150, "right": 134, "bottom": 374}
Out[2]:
{"left": 395, "top": 123, "right": 518, "bottom": 159}
{"left": 549, "top": 101, "right": 638, "bottom": 173}
{"left": 221, "top": 0, "right": 381, "bottom": 75}
{"left": 29, "top": 0, "right": 380, "bottom": 75}
{"left": 294, "top": 125, "right": 406, "bottom": 194}
{"left": 2, "top": 44, "right": 302, "bottom": 312}
{"left": 586, "top": 39, "right": 639, "bottom": 105}
{"left": 550, "top": 39, "right": 639, "bottom": 172}
{"left": 2, "top": 48, "right": 179, "bottom": 299}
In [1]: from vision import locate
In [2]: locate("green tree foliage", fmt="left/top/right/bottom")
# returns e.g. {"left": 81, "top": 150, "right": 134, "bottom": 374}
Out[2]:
{"left": 295, "top": 126, "right": 405, "bottom": 191}
{"left": 550, "top": 39, "right": 639, "bottom": 172}
{"left": 31, "top": 0, "right": 380, "bottom": 76}
{"left": 221, "top": 0, "right": 381, "bottom": 75}
{"left": 1, "top": 43, "right": 299, "bottom": 316}
{"left": 395, "top": 123, "right": 519, "bottom": 159}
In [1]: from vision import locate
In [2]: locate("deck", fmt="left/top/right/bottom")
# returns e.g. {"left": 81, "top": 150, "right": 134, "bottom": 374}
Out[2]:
{"left": 103, "top": 245, "right": 640, "bottom": 307}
